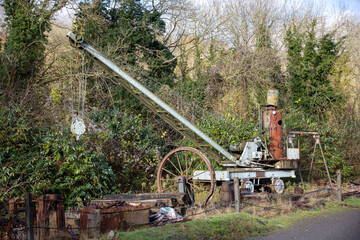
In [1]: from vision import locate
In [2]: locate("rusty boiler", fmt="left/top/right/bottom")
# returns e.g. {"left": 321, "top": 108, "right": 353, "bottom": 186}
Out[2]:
{"left": 263, "top": 89, "right": 284, "bottom": 159}
{"left": 220, "top": 181, "right": 234, "bottom": 203}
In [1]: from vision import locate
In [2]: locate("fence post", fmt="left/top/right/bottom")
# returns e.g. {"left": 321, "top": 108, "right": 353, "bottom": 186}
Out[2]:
{"left": 25, "top": 193, "right": 34, "bottom": 240}
{"left": 37, "top": 196, "right": 50, "bottom": 240}
{"left": 32, "top": 202, "right": 37, "bottom": 228}
{"left": 9, "top": 198, "right": 18, "bottom": 216}
{"left": 234, "top": 178, "right": 240, "bottom": 213}
{"left": 57, "top": 195, "right": 65, "bottom": 231}
{"left": 337, "top": 170, "right": 342, "bottom": 201}
{"left": 47, "top": 194, "right": 65, "bottom": 230}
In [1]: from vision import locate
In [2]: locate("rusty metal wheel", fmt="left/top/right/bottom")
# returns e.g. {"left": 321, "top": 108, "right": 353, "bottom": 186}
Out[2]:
{"left": 272, "top": 178, "right": 285, "bottom": 194}
{"left": 241, "top": 180, "right": 255, "bottom": 193}
{"left": 157, "top": 147, "right": 216, "bottom": 206}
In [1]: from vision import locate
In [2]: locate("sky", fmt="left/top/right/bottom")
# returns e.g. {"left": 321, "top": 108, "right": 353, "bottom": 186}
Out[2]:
{"left": 5, "top": 0, "right": 360, "bottom": 29}
{"left": 312, "top": 0, "right": 360, "bottom": 15}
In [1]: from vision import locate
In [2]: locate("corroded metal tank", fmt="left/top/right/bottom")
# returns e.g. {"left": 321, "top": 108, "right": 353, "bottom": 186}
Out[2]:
{"left": 263, "top": 89, "right": 284, "bottom": 159}
{"left": 220, "top": 181, "right": 234, "bottom": 203}
{"left": 80, "top": 204, "right": 150, "bottom": 239}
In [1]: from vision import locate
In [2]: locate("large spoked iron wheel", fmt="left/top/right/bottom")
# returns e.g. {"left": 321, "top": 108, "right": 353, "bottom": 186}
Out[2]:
{"left": 157, "top": 147, "right": 216, "bottom": 206}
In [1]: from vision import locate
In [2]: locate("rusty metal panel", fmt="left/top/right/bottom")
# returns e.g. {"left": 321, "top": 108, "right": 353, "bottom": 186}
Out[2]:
{"left": 80, "top": 204, "right": 150, "bottom": 239}
{"left": 263, "top": 107, "right": 284, "bottom": 159}
{"left": 278, "top": 160, "right": 298, "bottom": 169}
{"left": 99, "top": 193, "right": 186, "bottom": 207}
{"left": 256, "top": 171, "right": 266, "bottom": 178}
{"left": 220, "top": 182, "right": 234, "bottom": 203}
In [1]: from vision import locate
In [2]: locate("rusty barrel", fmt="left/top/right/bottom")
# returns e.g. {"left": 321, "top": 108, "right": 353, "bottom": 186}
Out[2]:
{"left": 220, "top": 181, "right": 234, "bottom": 203}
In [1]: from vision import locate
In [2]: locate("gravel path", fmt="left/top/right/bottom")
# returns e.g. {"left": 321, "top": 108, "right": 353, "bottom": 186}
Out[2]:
{"left": 248, "top": 209, "right": 360, "bottom": 240}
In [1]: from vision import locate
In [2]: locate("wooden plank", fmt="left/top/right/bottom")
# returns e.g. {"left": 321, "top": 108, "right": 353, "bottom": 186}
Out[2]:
{"left": 303, "top": 188, "right": 336, "bottom": 199}
{"left": 337, "top": 170, "right": 342, "bottom": 201}
{"left": 32, "top": 202, "right": 37, "bottom": 228}
{"left": 91, "top": 198, "right": 175, "bottom": 208}
{"left": 37, "top": 196, "right": 49, "bottom": 240}
{"left": 103, "top": 192, "right": 185, "bottom": 201}
{"left": 93, "top": 193, "right": 188, "bottom": 207}
{"left": 57, "top": 195, "right": 65, "bottom": 230}
{"left": 234, "top": 178, "right": 240, "bottom": 213}
{"left": 47, "top": 194, "right": 65, "bottom": 230}
{"left": 8, "top": 199, "right": 18, "bottom": 215}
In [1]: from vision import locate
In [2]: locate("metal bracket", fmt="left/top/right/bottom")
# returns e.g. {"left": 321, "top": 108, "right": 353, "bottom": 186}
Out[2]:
{"left": 177, "top": 176, "right": 186, "bottom": 193}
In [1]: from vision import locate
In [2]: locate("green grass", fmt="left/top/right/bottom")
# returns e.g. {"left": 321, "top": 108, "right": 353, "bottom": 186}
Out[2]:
{"left": 105, "top": 198, "right": 360, "bottom": 240}
{"left": 266, "top": 198, "right": 360, "bottom": 229}
{"left": 112, "top": 212, "right": 270, "bottom": 240}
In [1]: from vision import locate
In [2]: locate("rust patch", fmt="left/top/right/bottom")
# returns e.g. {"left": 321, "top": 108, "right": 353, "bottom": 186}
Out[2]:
{"left": 80, "top": 202, "right": 150, "bottom": 239}
{"left": 256, "top": 171, "right": 265, "bottom": 178}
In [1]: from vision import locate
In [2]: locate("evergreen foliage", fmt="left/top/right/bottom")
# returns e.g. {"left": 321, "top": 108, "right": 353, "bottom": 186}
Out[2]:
{"left": 89, "top": 109, "right": 170, "bottom": 193}
{"left": 175, "top": 38, "right": 208, "bottom": 108}
{"left": 284, "top": 108, "right": 354, "bottom": 180}
{"left": 286, "top": 21, "right": 344, "bottom": 119}
{"left": 0, "top": 106, "right": 118, "bottom": 201}
{"left": 73, "top": 0, "right": 176, "bottom": 114}
{"left": 0, "top": 0, "right": 67, "bottom": 101}
{"left": 75, "top": 0, "right": 176, "bottom": 87}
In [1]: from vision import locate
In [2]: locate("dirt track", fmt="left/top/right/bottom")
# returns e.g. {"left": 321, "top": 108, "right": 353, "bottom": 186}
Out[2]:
{"left": 248, "top": 208, "right": 360, "bottom": 240}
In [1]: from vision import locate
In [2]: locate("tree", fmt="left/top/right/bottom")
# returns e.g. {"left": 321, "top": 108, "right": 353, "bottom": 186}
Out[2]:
{"left": 205, "top": 0, "right": 285, "bottom": 117}
{"left": 72, "top": 0, "right": 176, "bottom": 115}
{"left": 0, "top": 0, "right": 67, "bottom": 102}
{"left": 286, "top": 20, "right": 344, "bottom": 119}
{"left": 75, "top": 0, "right": 175, "bottom": 87}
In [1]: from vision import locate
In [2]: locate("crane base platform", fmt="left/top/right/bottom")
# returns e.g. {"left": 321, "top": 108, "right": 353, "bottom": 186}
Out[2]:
{"left": 193, "top": 169, "right": 296, "bottom": 181}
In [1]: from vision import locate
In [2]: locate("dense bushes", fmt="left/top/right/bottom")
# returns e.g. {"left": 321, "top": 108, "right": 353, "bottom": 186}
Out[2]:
{"left": 0, "top": 106, "right": 118, "bottom": 201}
{"left": 89, "top": 109, "right": 170, "bottom": 193}
{"left": 284, "top": 107, "right": 356, "bottom": 180}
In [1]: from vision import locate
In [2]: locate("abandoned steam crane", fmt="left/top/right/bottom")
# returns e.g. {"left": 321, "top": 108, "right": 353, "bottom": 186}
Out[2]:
{"left": 67, "top": 32, "right": 303, "bottom": 205}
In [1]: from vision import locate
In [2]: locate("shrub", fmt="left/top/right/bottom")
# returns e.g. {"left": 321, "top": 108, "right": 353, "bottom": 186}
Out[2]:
{"left": 0, "top": 106, "right": 118, "bottom": 201}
